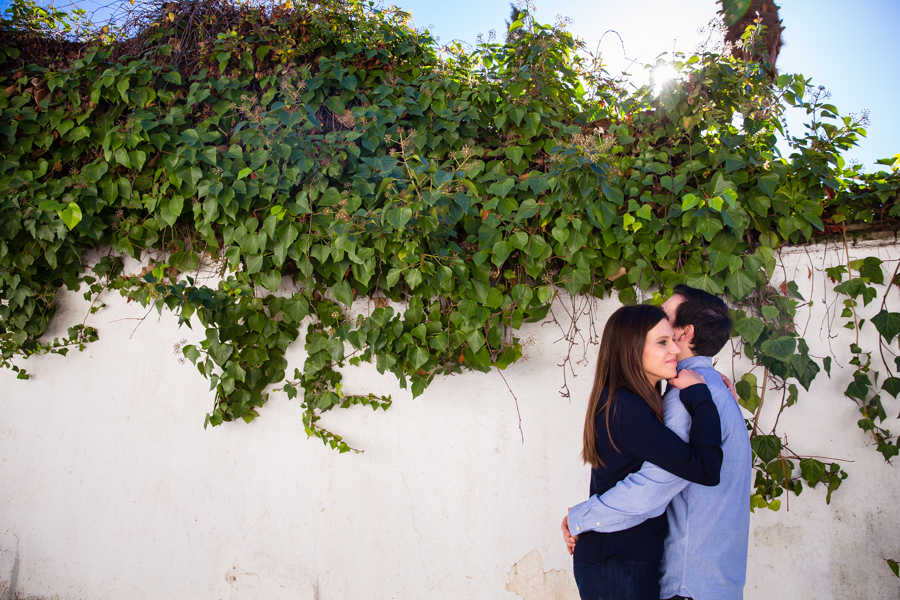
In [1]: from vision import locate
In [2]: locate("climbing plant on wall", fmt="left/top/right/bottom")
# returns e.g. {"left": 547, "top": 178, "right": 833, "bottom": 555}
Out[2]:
{"left": 1, "top": 0, "right": 898, "bottom": 512}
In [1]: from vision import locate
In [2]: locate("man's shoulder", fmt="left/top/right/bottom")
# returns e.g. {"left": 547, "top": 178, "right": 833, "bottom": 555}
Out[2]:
{"left": 662, "top": 390, "right": 690, "bottom": 416}
{"left": 689, "top": 363, "right": 751, "bottom": 447}
{"left": 690, "top": 364, "right": 736, "bottom": 401}
{"left": 661, "top": 391, "right": 691, "bottom": 439}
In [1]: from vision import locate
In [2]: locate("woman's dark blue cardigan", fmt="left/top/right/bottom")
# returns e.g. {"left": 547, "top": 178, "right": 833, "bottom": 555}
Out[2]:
{"left": 574, "top": 383, "right": 723, "bottom": 565}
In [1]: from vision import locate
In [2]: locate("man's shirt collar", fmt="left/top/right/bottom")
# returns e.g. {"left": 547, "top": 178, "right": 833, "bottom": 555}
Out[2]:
{"left": 675, "top": 355, "right": 713, "bottom": 372}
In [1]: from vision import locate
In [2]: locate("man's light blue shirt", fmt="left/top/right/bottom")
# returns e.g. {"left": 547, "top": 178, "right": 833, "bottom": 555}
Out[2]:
{"left": 568, "top": 356, "right": 751, "bottom": 600}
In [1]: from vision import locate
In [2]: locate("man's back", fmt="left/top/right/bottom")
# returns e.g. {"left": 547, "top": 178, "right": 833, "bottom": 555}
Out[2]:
{"left": 660, "top": 356, "right": 751, "bottom": 600}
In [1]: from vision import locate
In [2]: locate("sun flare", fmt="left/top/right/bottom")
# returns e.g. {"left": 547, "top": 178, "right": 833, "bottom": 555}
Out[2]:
{"left": 651, "top": 63, "right": 679, "bottom": 95}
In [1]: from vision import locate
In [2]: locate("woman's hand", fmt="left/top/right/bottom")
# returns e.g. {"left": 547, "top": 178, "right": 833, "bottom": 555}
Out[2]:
{"left": 719, "top": 371, "right": 739, "bottom": 402}
{"left": 561, "top": 509, "right": 578, "bottom": 555}
{"left": 668, "top": 369, "right": 705, "bottom": 389}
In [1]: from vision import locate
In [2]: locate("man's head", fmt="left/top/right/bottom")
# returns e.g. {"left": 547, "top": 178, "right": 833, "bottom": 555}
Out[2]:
{"left": 660, "top": 284, "right": 733, "bottom": 361}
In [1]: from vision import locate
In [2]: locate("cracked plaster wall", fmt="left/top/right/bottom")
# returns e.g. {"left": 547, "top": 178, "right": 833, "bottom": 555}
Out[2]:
{"left": 1, "top": 242, "right": 899, "bottom": 599}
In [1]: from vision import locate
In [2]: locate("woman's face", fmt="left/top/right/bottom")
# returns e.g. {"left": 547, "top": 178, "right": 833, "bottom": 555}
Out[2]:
{"left": 642, "top": 318, "right": 682, "bottom": 385}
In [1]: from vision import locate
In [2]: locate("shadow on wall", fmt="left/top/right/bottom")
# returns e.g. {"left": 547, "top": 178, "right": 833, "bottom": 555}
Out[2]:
{"left": 1, "top": 534, "right": 19, "bottom": 600}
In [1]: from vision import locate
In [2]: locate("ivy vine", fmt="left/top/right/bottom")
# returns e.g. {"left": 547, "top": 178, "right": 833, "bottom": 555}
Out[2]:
{"left": 1, "top": 0, "right": 898, "bottom": 515}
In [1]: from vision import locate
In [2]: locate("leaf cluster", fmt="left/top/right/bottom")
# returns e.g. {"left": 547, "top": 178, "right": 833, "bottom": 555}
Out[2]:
{"left": 0, "top": 0, "right": 897, "bottom": 489}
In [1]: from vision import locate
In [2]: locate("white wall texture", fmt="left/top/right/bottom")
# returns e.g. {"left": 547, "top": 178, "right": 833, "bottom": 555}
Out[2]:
{"left": 1, "top": 240, "right": 899, "bottom": 600}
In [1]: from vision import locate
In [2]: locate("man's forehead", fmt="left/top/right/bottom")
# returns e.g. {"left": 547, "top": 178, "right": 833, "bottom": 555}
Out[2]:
{"left": 661, "top": 293, "right": 686, "bottom": 318}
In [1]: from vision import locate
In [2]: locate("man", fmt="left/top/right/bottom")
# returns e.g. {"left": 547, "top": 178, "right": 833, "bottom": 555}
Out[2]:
{"left": 563, "top": 285, "right": 751, "bottom": 600}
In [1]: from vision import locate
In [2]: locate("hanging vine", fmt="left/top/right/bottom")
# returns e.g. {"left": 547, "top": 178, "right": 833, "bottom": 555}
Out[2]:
{"left": 0, "top": 0, "right": 898, "bottom": 512}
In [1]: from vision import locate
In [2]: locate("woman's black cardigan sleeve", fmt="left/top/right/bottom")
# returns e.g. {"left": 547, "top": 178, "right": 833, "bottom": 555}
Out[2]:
{"left": 615, "top": 383, "right": 723, "bottom": 485}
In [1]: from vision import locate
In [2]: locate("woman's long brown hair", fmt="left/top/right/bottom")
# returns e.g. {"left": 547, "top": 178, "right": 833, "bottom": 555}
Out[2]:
{"left": 581, "top": 304, "right": 668, "bottom": 469}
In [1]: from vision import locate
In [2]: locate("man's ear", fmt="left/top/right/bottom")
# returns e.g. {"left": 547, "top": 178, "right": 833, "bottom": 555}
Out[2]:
{"left": 676, "top": 324, "right": 695, "bottom": 347}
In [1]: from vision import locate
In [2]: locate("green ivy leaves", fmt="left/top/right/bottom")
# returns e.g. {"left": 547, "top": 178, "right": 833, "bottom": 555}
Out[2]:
{"left": 0, "top": 2, "right": 896, "bottom": 480}
{"left": 751, "top": 435, "right": 782, "bottom": 464}
{"left": 759, "top": 336, "right": 796, "bottom": 362}
{"left": 872, "top": 310, "right": 900, "bottom": 344}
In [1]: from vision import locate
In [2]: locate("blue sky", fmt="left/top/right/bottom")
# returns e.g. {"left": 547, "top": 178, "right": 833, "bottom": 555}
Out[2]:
{"left": 3, "top": 0, "right": 897, "bottom": 170}
{"left": 395, "top": 0, "right": 899, "bottom": 172}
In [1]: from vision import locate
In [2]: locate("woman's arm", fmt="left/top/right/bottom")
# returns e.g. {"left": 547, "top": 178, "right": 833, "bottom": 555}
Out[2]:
{"left": 616, "top": 383, "right": 723, "bottom": 486}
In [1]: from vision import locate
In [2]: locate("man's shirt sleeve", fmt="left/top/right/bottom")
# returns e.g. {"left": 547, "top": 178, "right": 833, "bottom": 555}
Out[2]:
{"left": 568, "top": 392, "right": 693, "bottom": 535}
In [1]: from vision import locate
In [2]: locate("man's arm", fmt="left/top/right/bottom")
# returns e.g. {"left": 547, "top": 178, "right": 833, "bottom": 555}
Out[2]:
{"left": 567, "top": 392, "right": 693, "bottom": 535}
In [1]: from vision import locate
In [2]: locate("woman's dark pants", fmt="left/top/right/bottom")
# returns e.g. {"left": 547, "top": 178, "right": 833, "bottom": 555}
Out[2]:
{"left": 573, "top": 555, "right": 661, "bottom": 600}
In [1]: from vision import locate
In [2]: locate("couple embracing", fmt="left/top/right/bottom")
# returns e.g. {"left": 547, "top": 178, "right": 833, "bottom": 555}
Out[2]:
{"left": 562, "top": 285, "right": 751, "bottom": 600}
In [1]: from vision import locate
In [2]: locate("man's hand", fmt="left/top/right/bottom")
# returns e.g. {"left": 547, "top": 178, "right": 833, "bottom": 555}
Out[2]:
{"left": 719, "top": 371, "right": 739, "bottom": 402}
{"left": 561, "top": 508, "right": 578, "bottom": 555}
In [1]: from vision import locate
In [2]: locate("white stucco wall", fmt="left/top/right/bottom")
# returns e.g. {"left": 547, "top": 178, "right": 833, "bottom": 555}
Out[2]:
{"left": 1, "top": 241, "right": 899, "bottom": 600}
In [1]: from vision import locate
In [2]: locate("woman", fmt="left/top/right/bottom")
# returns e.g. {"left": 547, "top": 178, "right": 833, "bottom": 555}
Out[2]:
{"left": 569, "top": 304, "right": 723, "bottom": 600}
